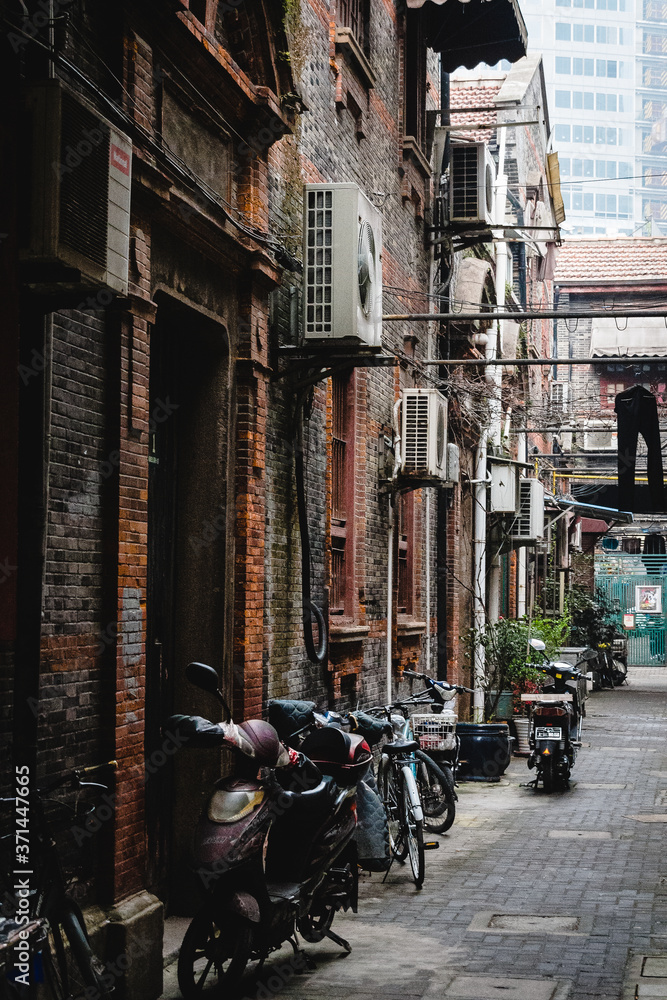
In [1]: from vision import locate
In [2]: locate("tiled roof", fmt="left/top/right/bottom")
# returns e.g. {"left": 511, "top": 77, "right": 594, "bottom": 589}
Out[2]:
{"left": 555, "top": 237, "right": 667, "bottom": 283}
{"left": 449, "top": 79, "right": 503, "bottom": 141}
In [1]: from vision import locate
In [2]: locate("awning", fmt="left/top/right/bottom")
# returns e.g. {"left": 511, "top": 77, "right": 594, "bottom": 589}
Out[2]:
{"left": 579, "top": 517, "right": 611, "bottom": 534}
{"left": 551, "top": 496, "right": 634, "bottom": 524}
{"left": 589, "top": 316, "right": 667, "bottom": 358}
{"left": 407, "top": 0, "right": 527, "bottom": 73}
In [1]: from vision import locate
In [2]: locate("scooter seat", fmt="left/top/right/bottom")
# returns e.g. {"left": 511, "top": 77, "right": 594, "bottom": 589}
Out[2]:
{"left": 383, "top": 740, "right": 420, "bottom": 755}
{"left": 266, "top": 881, "right": 302, "bottom": 904}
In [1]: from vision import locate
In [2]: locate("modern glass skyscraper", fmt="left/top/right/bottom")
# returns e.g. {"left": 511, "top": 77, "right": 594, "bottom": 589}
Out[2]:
{"left": 521, "top": 0, "right": 667, "bottom": 235}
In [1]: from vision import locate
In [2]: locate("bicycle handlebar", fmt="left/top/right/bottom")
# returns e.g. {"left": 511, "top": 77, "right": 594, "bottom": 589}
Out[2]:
{"left": 402, "top": 670, "right": 473, "bottom": 695}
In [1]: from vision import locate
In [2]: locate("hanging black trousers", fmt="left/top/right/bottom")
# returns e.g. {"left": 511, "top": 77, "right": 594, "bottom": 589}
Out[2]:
{"left": 615, "top": 384, "right": 666, "bottom": 513}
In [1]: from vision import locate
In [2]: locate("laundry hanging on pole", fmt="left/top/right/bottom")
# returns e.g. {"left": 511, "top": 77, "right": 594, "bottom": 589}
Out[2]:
{"left": 614, "top": 384, "right": 666, "bottom": 514}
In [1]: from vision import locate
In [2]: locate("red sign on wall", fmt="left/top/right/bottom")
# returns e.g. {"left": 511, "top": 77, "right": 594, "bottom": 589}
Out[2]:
{"left": 110, "top": 144, "right": 130, "bottom": 176}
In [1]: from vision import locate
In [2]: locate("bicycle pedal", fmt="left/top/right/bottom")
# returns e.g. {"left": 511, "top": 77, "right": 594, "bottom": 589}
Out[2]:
{"left": 424, "top": 841, "right": 440, "bottom": 850}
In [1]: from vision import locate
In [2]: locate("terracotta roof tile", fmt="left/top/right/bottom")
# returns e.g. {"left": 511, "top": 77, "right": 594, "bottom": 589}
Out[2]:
{"left": 555, "top": 237, "right": 667, "bottom": 283}
{"left": 450, "top": 79, "right": 503, "bottom": 142}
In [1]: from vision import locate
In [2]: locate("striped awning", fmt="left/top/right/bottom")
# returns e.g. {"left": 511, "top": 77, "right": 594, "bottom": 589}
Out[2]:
{"left": 406, "top": 0, "right": 527, "bottom": 72}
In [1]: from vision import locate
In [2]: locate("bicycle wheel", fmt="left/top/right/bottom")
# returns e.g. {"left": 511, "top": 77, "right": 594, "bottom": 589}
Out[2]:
{"left": 377, "top": 755, "right": 406, "bottom": 861}
{"left": 401, "top": 774, "right": 425, "bottom": 889}
{"left": 177, "top": 904, "right": 251, "bottom": 999}
{"left": 46, "top": 906, "right": 113, "bottom": 1000}
{"left": 416, "top": 752, "right": 456, "bottom": 834}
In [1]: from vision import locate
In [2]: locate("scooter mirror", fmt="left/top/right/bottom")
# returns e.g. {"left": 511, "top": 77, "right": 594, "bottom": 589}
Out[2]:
{"left": 528, "top": 638, "right": 546, "bottom": 652}
{"left": 186, "top": 662, "right": 222, "bottom": 696}
{"left": 582, "top": 648, "right": 598, "bottom": 661}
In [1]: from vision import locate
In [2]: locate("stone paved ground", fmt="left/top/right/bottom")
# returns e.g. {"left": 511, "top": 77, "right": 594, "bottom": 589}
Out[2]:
{"left": 161, "top": 667, "right": 667, "bottom": 1000}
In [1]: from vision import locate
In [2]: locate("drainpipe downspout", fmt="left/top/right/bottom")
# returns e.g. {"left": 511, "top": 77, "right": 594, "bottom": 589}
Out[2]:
{"left": 387, "top": 496, "right": 394, "bottom": 705}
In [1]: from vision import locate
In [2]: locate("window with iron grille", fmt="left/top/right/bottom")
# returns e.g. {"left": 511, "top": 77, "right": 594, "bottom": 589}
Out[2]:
{"left": 331, "top": 373, "right": 355, "bottom": 616}
{"left": 397, "top": 494, "right": 414, "bottom": 616}
{"left": 337, "top": 0, "right": 369, "bottom": 52}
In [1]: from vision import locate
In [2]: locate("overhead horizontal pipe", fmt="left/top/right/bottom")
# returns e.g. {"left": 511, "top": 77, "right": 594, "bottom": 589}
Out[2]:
{"left": 420, "top": 356, "right": 667, "bottom": 366}
{"left": 383, "top": 308, "right": 667, "bottom": 322}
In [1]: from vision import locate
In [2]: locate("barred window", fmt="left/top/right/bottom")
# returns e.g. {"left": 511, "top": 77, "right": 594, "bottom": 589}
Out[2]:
{"left": 337, "top": 0, "right": 369, "bottom": 52}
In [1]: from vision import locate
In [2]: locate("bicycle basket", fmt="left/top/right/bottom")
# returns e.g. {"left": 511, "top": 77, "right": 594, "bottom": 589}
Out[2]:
{"left": 411, "top": 711, "right": 457, "bottom": 751}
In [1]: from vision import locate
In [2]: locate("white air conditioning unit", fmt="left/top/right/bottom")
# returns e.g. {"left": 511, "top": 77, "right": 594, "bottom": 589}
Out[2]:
{"left": 400, "top": 388, "right": 448, "bottom": 482}
{"left": 21, "top": 81, "right": 131, "bottom": 294}
{"left": 303, "top": 183, "right": 382, "bottom": 345}
{"left": 570, "top": 521, "right": 583, "bottom": 552}
{"left": 512, "top": 478, "right": 545, "bottom": 542}
{"left": 490, "top": 463, "right": 518, "bottom": 513}
{"left": 449, "top": 142, "right": 495, "bottom": 224}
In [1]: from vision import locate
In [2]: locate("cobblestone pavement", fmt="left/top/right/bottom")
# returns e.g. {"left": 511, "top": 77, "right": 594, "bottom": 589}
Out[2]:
{"left": 162, "top": 667, "right": 667, "bottom": 1000}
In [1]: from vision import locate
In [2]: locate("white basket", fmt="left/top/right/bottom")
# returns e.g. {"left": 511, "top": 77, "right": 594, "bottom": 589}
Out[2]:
{"left": 411, "top": 711, "right": 457, "bottom": 751}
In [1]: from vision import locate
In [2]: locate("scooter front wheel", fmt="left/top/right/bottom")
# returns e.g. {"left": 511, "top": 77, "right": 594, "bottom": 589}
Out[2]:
{"left": 178, "top": 905, "right": 251, "bottom": 998}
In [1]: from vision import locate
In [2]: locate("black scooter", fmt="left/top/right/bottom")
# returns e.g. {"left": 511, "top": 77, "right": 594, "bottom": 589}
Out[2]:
{"left": 524, "top": 639, "right": 596, "bottom": 792}
{"left": 166, "top": 662, "right": 370, "bottom": 998}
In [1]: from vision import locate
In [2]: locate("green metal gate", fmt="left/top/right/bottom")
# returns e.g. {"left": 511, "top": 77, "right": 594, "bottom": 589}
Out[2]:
{"left": 595, "top": 572, "right": 667, "bottom": 666}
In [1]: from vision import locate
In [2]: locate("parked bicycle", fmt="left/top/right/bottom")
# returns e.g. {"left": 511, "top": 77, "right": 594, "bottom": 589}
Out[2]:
{"left": 365, "top": 700, "right": 451, "bottom": 889}
{"left": 402, "top": 670, "right": 474, "bottom": 833}
{"left": 1, "top": 762, "right": 117, "bottom": 999}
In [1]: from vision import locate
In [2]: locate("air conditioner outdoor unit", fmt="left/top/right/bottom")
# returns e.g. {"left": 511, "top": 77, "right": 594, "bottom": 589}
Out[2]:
{"left": 490, "top": 463, "right": 518, "bottom": 513}
{"left": 512, "top": 478, "right": 545, "bottom": 542}
{"left": 449, "top": 142, "right": 495, "bottom": 225}
{"left": 400, "top": 388, "right": 448, "bottom": 482}
{"left": 303, "top": 183, "right": 382, "bottom": 345}
{"left": 21, "top": 81, "right": 131, "bottom": 295}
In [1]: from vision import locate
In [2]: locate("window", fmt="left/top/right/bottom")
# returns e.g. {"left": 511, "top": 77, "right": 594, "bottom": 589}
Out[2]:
{"left": 397, "top": 494, "right": 414, "bottom": 615}
{"left": 596, "top": 127, "right": 606, "bottom": 145}
{"left": 573, "top": 125, "right": 582, "bottom": 142}
{"left": 330, "top": 373, "right": 355, "bottom": 617}
{"left": 619, "top": 196, "right": 631, "bottom": 218}
{"left": 556, "top": 90, "right": 571, "bottom": 108}
{"left": 404, "top": 11, "right": 426, "bottom": 147}
{"left": 573, "top": 58, "right": 582, "bottom": 75}
{"left": 556, "top": 57, "right": 571, "bottom": 73}
{"left": 574, "top": 158, "right": 583, "bottom": 176}
{"left": 597, "top": 26, "right": 617, "bottom": 44}
{"left": 595, "top": 193, "right": 605, "bottom": 215}
{"left": 645, "top": 32, "right": 667, "bottom": 54}
{"left": 560, "top": 157, "right": 571, "bottom": 175}
{"left": 563, "top": 190, "right": 572, "bottom": 209}
{"left": 585, "top": 59, "right": 594, "bottom": 76}
{"left": 619, "top": 161, "right": 631, "bottom": 178}
{"left": 645, "top": 0, "right": 667, "bottom": 18}
{"left": 584, "top": 192, "right": 594, "bottom": 211}
{"left": 555, "top": 124, "right": 571, "bottom": 141}
{"left": 337, "top": 0, "right": 368, "bottom": 51}
{"left": 608, "top": 94, "right": 617, "bottom": 113}
{"left": 573, "top": 24, "right": 594, "bottom": 42}
{"left": 556, "top": 22, "right": 571, "bottom": 40}
{"left": 556, "top": 0, "right": 571, "bottom": 6}
{"left": 608, "top": 128, "right": 617, "bottom": 145}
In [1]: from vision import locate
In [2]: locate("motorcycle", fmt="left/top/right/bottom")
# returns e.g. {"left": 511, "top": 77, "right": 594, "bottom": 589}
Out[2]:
{"left": 167, "top": 662, "right": 370, "bottom": 999}
{"left": 524, "top": 639, "right": 597, "bottom": 792}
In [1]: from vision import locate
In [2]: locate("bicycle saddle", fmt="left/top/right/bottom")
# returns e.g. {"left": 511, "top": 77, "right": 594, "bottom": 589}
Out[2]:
{"left": 383, "top": 739, "right": 420, "bottom": 755}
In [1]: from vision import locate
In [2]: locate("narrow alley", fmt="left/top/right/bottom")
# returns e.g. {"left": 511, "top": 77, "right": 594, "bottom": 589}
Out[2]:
{"left": 162, "top": 668, "right": 667, "bottom": 1000}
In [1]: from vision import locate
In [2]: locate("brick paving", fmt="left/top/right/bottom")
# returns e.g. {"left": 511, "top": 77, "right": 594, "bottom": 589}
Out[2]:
{"left": 161, "top": 668, "right": 667, "bottom": 999}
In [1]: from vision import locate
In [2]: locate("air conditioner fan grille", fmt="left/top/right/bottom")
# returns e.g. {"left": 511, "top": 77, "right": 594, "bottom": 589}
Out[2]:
{"left": 403, "top": 395, "right": 430, "bottom": 471}
{"left": 305, "top": 189, "right": 333, "bottom": 335}
{"left": 451, "top": 145, "right": 480, "bottom": 219}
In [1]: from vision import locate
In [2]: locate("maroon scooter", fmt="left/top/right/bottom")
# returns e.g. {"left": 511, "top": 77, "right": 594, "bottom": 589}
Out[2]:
{"left": 166, "top": 662, "right": 369, "bottom": 998}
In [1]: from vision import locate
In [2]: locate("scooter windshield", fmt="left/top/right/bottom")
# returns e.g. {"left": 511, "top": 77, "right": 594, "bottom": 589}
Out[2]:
{"left": 208, "top": 787, "right": 265, "bottom": 824}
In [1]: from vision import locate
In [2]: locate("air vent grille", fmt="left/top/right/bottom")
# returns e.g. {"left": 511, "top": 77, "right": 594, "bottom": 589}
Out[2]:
{"left": 515, "top": 480, "right": 534, "bottom": 538}
{"left": 59, "top": 91, "right": 109, "bottom": 268}
{"left": 403, "top": 393, "right": 430, "bottom": 471}
{"left": 305, "top": 189, "right": 333, "bottom": 335}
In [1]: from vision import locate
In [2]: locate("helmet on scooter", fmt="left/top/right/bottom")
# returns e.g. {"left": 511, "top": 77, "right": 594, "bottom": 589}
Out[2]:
{"left": 238, "top": 719, "right": 290, "bottom": 767}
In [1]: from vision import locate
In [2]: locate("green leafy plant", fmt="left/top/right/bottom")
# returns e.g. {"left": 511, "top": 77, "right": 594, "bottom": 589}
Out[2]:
{"left": 567, "top": 586, "right": 616, "bottom": 646}
{"left": 469, "top": 609, "right": 571, "bottom": 720}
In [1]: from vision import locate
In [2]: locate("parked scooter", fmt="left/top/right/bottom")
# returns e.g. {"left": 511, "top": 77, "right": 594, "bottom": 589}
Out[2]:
{"left": 167, "top": 662, "right": 370, "bottom": 998}
{"left": 524, "top": 639, "right": 597, "bottom": 791}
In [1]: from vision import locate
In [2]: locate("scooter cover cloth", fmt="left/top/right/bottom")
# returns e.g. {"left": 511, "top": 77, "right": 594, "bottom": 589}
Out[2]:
{"left": 355, "top": 778, "right": 391, "bottom": 872}
{"left": 268, "top": 699, "right": 316, "bottom": 742}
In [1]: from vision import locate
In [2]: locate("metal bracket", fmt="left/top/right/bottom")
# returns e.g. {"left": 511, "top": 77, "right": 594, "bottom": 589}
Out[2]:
{"left": 274, "top": 344, "right": 397, "bottom": 391}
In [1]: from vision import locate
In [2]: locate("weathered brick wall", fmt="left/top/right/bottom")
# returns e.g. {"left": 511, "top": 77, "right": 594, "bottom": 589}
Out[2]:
{"left": 265, "top": 1, "right": 441, "bottom": 711}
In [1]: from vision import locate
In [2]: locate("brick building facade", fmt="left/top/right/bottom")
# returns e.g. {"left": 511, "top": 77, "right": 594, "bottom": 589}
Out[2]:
{"left": 1, "top": 0, "right": 530, "bottom": 993}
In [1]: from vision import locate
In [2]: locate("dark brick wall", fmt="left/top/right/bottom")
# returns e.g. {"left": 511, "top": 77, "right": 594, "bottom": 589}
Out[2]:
{"left": 264, "top": 1, "right": 441, "bottom": 710}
